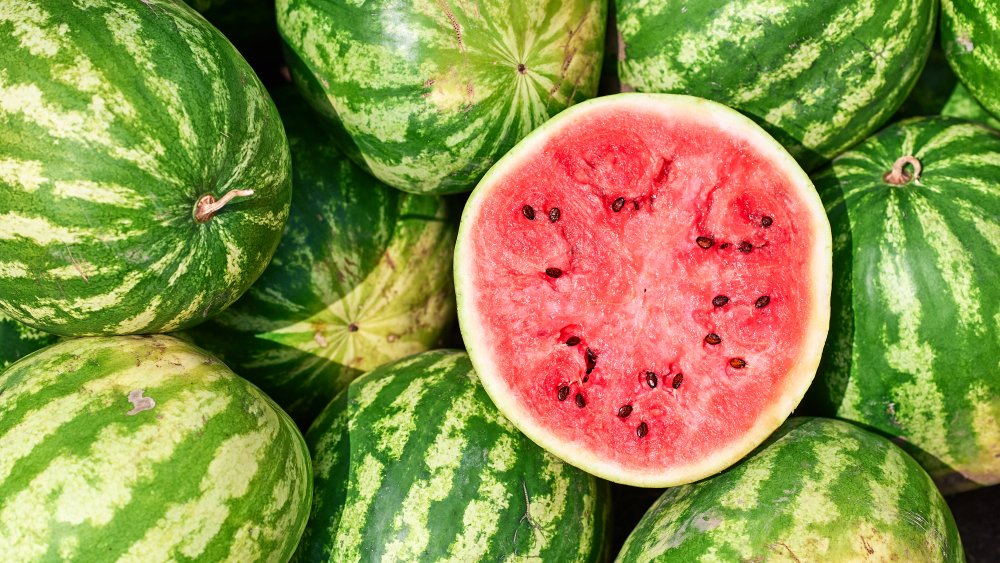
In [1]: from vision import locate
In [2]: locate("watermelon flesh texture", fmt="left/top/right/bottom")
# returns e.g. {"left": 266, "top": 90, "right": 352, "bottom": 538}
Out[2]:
{"left": 458, "top": 94, "right": 831, "bottom": 487}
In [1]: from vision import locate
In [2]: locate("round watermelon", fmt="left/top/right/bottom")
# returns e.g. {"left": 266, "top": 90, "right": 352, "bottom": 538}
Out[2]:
{"left": 185, "top": 87, "right": 457, "bottom": 427}
{"left": 0, "top": 0, "right": 291, "bottom": 336}
{"left": 276, "top": 0, "right": 606, "bottom": 194}
{"left": 0, "top": 312, "right": 59, "bottom": 371}
{"left": 617, "top": 418, "right": 964, "bottom": 562}
{"left": 807, "top": 116, "right": 1000, "bottom": 494}
{"left": 0, "top": 335, "right": 312, "bottom": 561}
{"left": 297, "top": 350, "right": 610, "bottom": 561}
{"left": 616, "top": 0, "right": 937, "bottom": 171}
{"left": 941, "top": 0, "right": 1000, "bottom": 120}
{"left": 455, "top": 93, "right": 832, "bottom": 487}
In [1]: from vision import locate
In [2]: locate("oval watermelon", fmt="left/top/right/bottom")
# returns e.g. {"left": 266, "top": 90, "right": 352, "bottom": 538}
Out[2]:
{"left": 185, "top": 87, "right": 458, "bottom": 427}
{"left": 456, "top": 93, "right": 832, "bottom": 487}
{"left": 297, "top": 350, "right": 610, "bottom": 561}
{"left": 941, "top": 0, "right": 1000, "bottom": 120}
{"left": 617, "top": 418, "right": 964, "bottom": 562}
{"left": 616, "top": 0, "right": 937, "bottom": 170}
{"left": 0, "top": 0, "right": 291, "bottom": 336}
{"left": 276, "top": 0, "right": 606, "bottom": 194}
{"left": 807, "top": 116, "right": 1000, "bottom": 494}
{"left": 0, "top": 335, "right": 312, "bottom": 561}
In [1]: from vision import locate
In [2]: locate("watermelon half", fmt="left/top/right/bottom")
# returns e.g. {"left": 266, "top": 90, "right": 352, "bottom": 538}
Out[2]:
{"left": 456, "top": 93, "right": 832, "bottom": 487}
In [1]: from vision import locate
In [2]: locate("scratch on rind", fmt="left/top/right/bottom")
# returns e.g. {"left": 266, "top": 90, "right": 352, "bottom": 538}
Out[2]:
{"left": 511, "top": 479, "right": 541, "bottom": 555}
{"left": 436, "top": 0, "right": 466, "bottom": 53}
{"left": 126, "top": 389, "right": 155, "bottom": 416}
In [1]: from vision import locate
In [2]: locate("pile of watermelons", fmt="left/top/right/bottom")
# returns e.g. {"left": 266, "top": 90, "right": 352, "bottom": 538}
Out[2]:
{"left": 0, "top": 0, "right": 996, "bottom": 560}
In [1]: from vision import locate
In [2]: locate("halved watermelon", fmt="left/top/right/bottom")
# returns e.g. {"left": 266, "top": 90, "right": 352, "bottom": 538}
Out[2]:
{"left": 455, "top": 94, "right": 832, "bottom": 487}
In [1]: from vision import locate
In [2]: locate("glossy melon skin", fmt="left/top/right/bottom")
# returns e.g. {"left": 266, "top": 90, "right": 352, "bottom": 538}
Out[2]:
{"left": 617, "top": 418, "right": 964, "bottom": 562}
{"left": 0, "top": 0, "right": 291, "bottom": 336}
{"left": 297, "top": 350, "right": 610, "bottom": 562}
{"left": 276, "top": 0, "right": 606, "bottom": 194}
{"left": 808, "top": 117, "right": 1000, "bottom": 494}
{"left": 942, "top": 0, "right": 1000, "bottom": 120}
{"left": 617, "top": 0, "right": 937, "bottom": 170}
{"left": 0, "top": 335, "right": 312, "bottom": 561}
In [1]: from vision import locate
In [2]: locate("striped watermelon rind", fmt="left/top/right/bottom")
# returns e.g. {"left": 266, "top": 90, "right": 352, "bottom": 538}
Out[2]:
{"left": 0, "top": 0, "right": 291, "bottom": 336}
{"left": 617, "top": 417, "right": 964, "bottom": 561}
{"left": 941, "top": 0, "right": 1000, "bottom": 120}
{"left": 0, "top": 335, "right": 312, "bottom": 561}
{"left": 616, "top": 0, "right": 938, "bottom": 170}
{"left": 808, "top": 116, "right": 1000, "bottom": 494}
{"left": 297, "top": 349, "right": 611, "bottom": 561}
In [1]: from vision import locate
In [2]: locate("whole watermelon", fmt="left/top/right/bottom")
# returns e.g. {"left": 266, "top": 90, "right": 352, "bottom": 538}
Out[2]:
{"left": 276, "top": 0, "right": 606, "bottom": 194}
{"left": 0, "top": 0, "right": 291, "bottom": 336}
{"left": 941, "top": 0, "right": 1000, "bottom": 120}
{"left": 296, "top": 350, "right": 610, "bottom": 561}
{"left": 616, "top": 0, "right": 937, "bottom": 170}
{"left": 617, "top": 418, "right": 964, "bottom": 562}
{"left": 186, "top": 87, "right": 457, "bottom": 427}
{"left": 0, "top": 335, "right": 312, "bottom": 561}
{"left": 0, "top": 312, "right": 59, "bottom": 370}
{"left": 808, "top": 117, "right": 1000, "bottom": 494}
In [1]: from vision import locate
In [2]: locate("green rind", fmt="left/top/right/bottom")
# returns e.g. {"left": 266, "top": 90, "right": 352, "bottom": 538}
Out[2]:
{"left": 185, "top": 86, "right": 457, "bottom": 427}
{"left": 0, "top": 312, "right": 59, "bottom": 370}
{"left": 808, "top": 117, "right": 1000, "bottom": 494}
{"left": 0, "top": 0, "right": 291, "bottom": 336}
{"left": 617, "top": 0, "right": 937, "bottom": 170}
{"left": 296, "top": 350, "right": 611, "bottom": 562}
{"left": 276, "top": 0, "right": 606, "bottom": 194}
{"left": 616, "top": 418, "right": 964, "bottom": 562}
{"left": 0, "top": 335, "right": 312, "bottom": 561}
{"left": 941, "top": 0, "right": 1000, "bottom": 120}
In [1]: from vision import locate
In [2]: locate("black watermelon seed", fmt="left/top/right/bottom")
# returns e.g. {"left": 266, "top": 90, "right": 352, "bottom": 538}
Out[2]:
{"left": 575, "top": 393, "right": 586, "bottom": 408}
{"left": 712, "top": 295, "right": 729, "bottom": 307}
{"left": 633, "top": 200, "right": 640, "bottom": 210}
{"left": 637, "top": 422, "right": 649, "bottom": 438}
{"left": 565, "top": 336, "right": 580, "bottom": 346}
{"left": 705, "top": 333, "right": 722, "bottom": 345}
{"left": 755, "top": 295, "right": 771, "bottom": 308}
{"left": 720, "top": 243, "right": 731, "bottom": 249}
{"left": 730, "top": 358, "right": 747, "bottom": 369}
{"left": 696, "top": 236, "right": 713, "bottom": 249}
{"left": 548, "top": 208, "right": 560, "bottom": 222}
{"left": 557, "top": 385, "right": 569, "bottom": 401}
{"left": 583, "top": 375, "right": 589, "bottom": 383}
{"left": 645, "top": 371, "right": 658, "bottom": 388}
{"left": 585, "top": 348, "right": 597, "bottom": 374}
{"left": 761, "top": 215, "right": 773, "bottom": 228}
{"left": 545, "top": 267, "right": 562, "bottom": 278}
{"left": 522, "top": 205, "right": 535, "bottom": 220}
{"left": 672, "top": 373, "right": 684, "bottom": 389}
{"left": 738, "top": 241, "right": 753, "bottom": 253}
{"left": 618, "top": 404, "right": 633, "bottom": 418}
{"left": 612, "top": 197, "right": 626, "bottom": 212}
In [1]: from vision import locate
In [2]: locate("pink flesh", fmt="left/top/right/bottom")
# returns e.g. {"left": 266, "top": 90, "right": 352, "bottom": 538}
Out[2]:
{"left": 468, "top": 108, "right": 818, "bottom": 473}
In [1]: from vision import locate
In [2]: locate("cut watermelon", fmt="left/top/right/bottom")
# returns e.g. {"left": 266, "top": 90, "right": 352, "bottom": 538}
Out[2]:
{"left": 456, "top": 94, "right": 832, "bottom": 487}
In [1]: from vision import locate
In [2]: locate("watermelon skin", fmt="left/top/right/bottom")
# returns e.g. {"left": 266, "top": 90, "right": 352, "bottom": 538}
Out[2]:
{"left": 276, "top": 0, "right": 606, "bottom": 195}
{"left": 808, "top": 117, "right": 1000, "bottom": 494}
{"left": 296, "top": 350, "right": 611, "bottom": 562}
{"left": 0, "top": 313, "right": 59, "bottom": 370}
{"left": 0, "top": 335, "right": 312, "bottom": 561}
{"left": 0, "top": 0, "right": 291, "bottom": 336}
{"left": 185, "top": 87, "right": 457, "bottom": 427}
{"left": 617, "top": 0, "right": 937, "bottom": 170}
{"left": 616, "top": 418, "right": 964, "bottom": 562}
{"left": 942, "top": 0, "right": 1000, "bottom": 120}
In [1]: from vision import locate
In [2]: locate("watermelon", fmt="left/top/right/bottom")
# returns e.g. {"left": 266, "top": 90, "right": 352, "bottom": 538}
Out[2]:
{"left": 0, "top": 313, "right": 59, "bottom": 371}
{"left": 941, "top": 0, "right": 1000, "bottom": 120}
{"left": 616, "top": 0, "right": 937, "bottom": 171}
{"left": 807, "top": 117, "right": 1000, "bottom": 494}
{"left": 455, "top": 93, "right": 832, "bottom": 487}
{"left": 186, "top": 87, "right": 457, "bottom": 427}
{"left": 0, "top": 334, "right": 312, "bottom": 561}
{"left": 297, "top": 350, "right": 610, "bottom": 561}
{"left": 276, "top": 0, "right": 606, "bottom": 194}
{"left": 0, "top": 0, "right": 291, "bottom": 336}
{"left": 616, "top": 418, "right": 964, "bottom": 562}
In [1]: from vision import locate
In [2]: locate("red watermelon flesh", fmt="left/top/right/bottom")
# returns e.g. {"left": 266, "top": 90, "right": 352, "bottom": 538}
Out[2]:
{"left": 456, "top": 94, "right": 832, "bottom": 487}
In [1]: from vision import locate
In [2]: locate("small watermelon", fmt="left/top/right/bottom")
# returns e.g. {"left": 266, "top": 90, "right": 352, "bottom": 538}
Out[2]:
{"left": 808, "top": 116, "right": 1000, "bottom": 494}
{"left": 0, "top": 335, "right": 312, "bottom": 561}
{"left": 941, "top": 0, "right": 1000, "bottom": 120}
{"left": 297, "top": 350, "right": 610, "bottom": 561}
{"left": 455, "top": 93, "right": 832, "bottom": 487}
{"left": 617, "top": 418, "right": 964, "bottom": 562}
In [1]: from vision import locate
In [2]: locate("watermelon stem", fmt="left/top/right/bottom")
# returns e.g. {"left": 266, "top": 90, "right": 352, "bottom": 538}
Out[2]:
{"left": 194, "top": 189, "right": 255, "bottom": 223}
{"left": 882, "top": 156, "right": 922, "bottom": 185}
